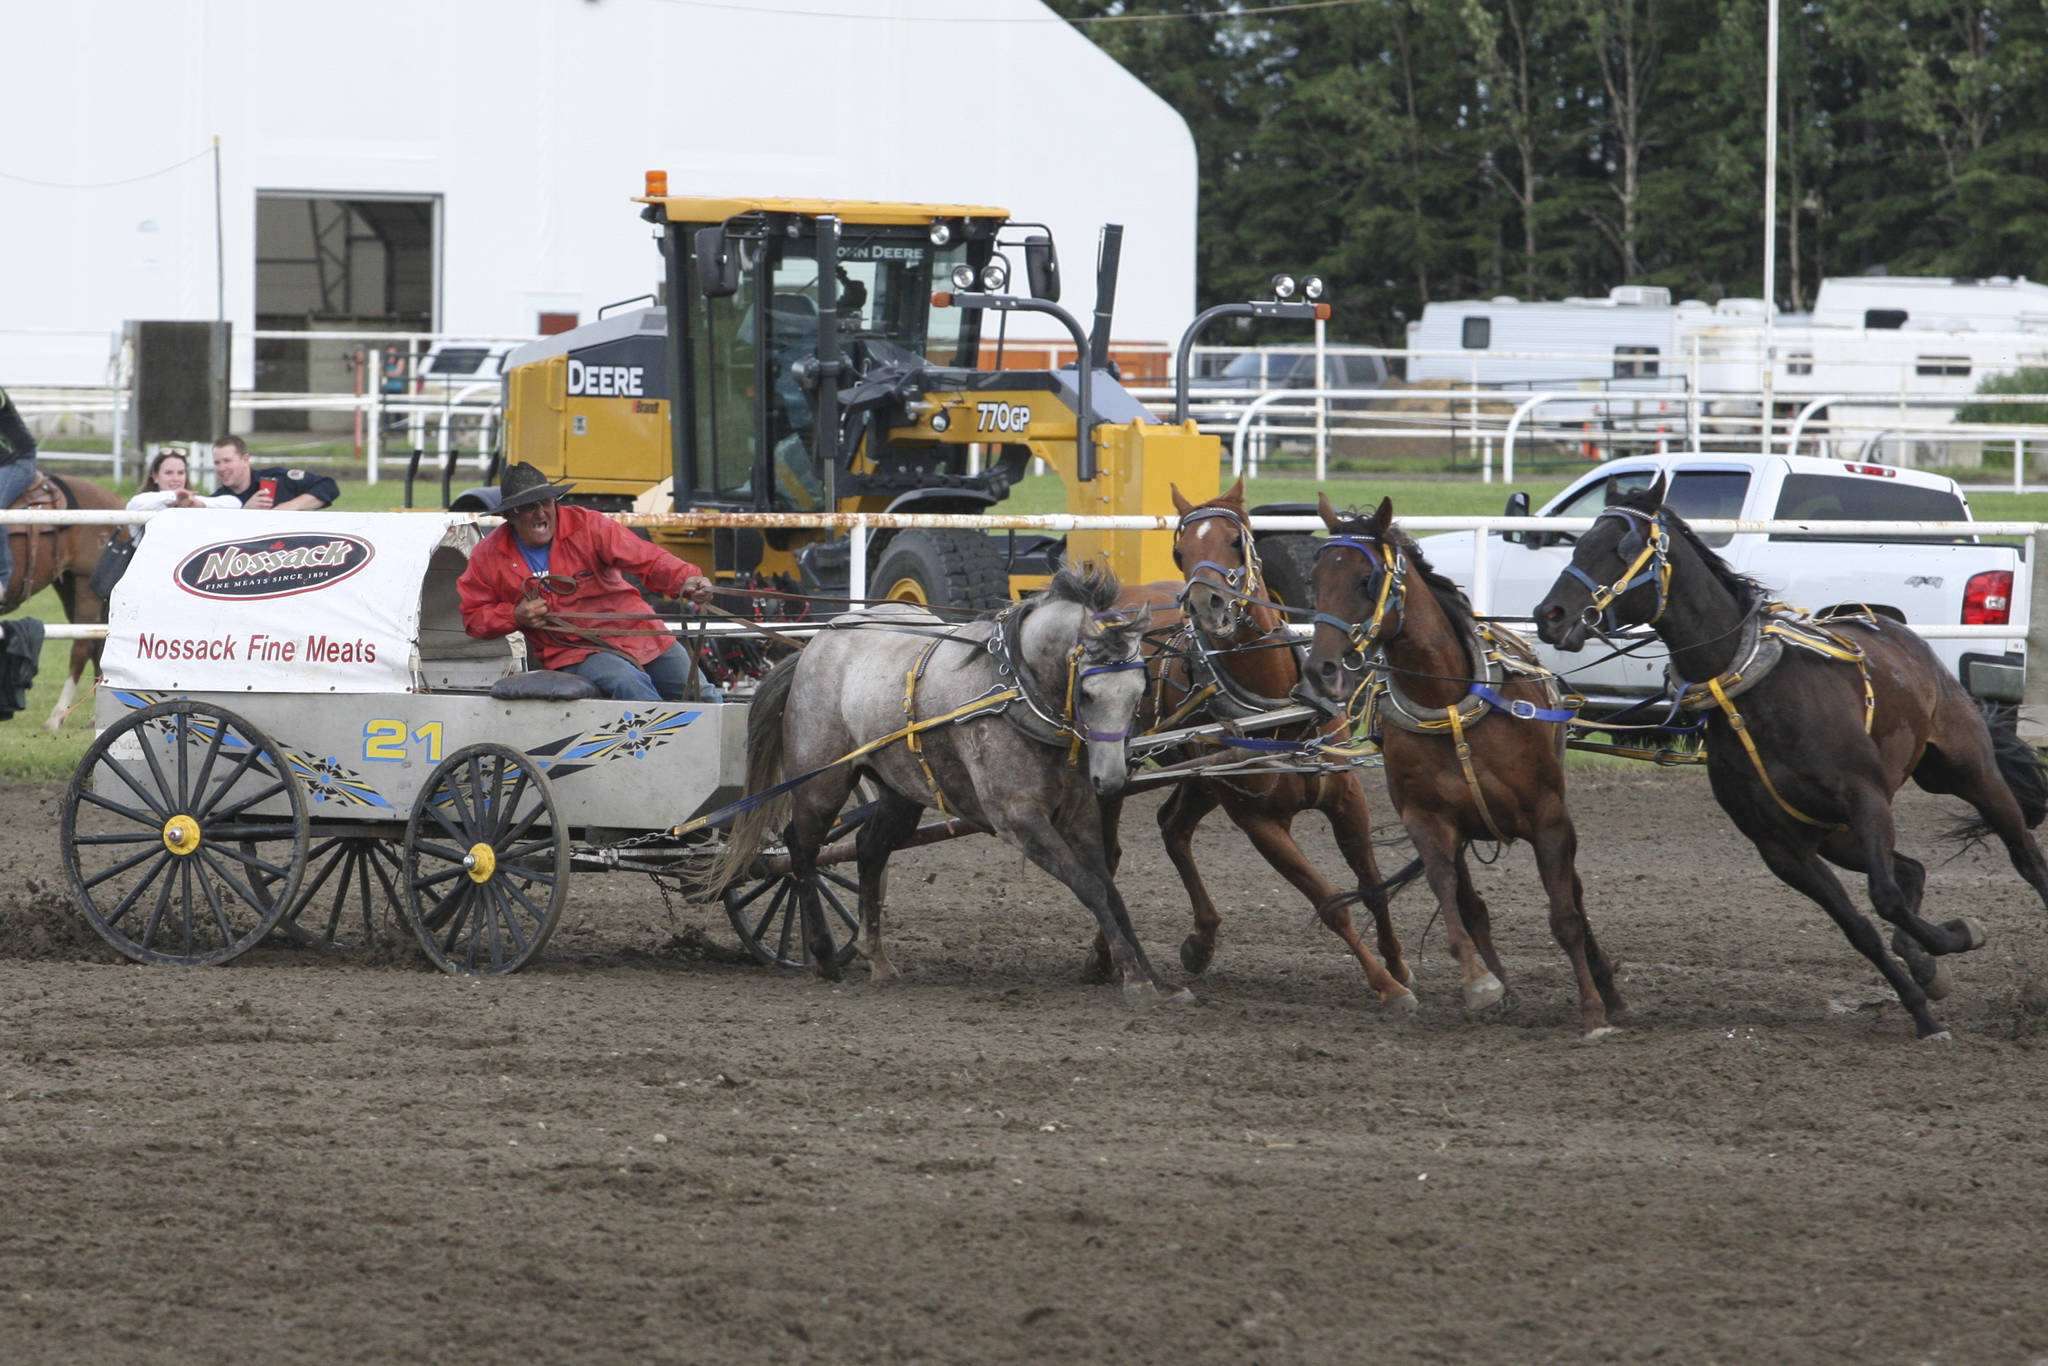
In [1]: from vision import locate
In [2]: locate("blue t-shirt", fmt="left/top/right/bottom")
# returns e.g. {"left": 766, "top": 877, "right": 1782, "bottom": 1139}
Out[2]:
{"left": 516, "top": 539, "right": 551, "bottom": 576}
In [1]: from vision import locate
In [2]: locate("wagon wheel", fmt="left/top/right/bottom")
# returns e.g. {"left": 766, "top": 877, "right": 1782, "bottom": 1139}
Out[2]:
{"left": 722, "top": 784, "right": 873, "bottom": 970}
{"left": 272, "top": 834, "right": 406, "bottom": 949}
{"left": 61, "top": 699, "right": 309, "bottom": 966}
{"left": 402, "top": 743, "right": 569, "bottom": 975}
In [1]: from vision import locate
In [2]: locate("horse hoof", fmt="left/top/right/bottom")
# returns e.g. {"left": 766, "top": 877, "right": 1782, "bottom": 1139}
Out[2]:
{"left": 1920, "top": 1028, "right": 1953, "bottom": 1043}
{"left": 1079, "top": 952, "right": 1114, "bottom": 986}
{"left": 1179, "top": 934, "right": 1215, "bottom": 975}
{"left": 1462, "top": 973, "right": 1505, "bottom": 1012}
{"left": 1953, "top": 917, "right": 1988, "bottom": 952}
{"left": 865, "top": 957, "right": 899, "bottom": 984}
{"left": 1125, "top": 980, "right": 1194, "bottom": 1007}
{"left": 1924, "top": 960, "right": 1955, "bottom": 1003}
{"left": 1382, "top": 988, "right": 1418, "bottom": 1014}
{"left": 1582, "top": 1025, "right": 1623, "bottom": 1042}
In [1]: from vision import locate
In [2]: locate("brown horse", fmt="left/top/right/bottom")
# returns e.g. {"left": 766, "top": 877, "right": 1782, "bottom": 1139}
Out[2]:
{"left": 1533, "top": 474, "right": 2048, "bottom": 1039}
{"left": 1096, "top": 480, "right": 1417, "bottom": 1007}
{"left": 3, "top": 470, "right": 124, "bottom": 731}
{"left": 1301, "top": 494, "right": 1622, "bottom": 1037}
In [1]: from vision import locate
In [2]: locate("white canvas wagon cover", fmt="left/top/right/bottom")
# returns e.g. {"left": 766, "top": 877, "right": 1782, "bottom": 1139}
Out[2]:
{"left": 102, "top": 511, "right": 479, "bottom": 694}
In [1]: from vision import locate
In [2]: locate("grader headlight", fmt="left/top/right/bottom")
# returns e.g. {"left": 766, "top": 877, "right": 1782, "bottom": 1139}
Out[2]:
{"left": 929, "top": 221, "right": 954, "bottom": 246}
{"left": 980, "top": 263, "right": 1008, "bottom": 292}
{"left": 1303, "top": 275, "right": 1326, "bottom": 301}
{"left": 1271, "top": 273, "right": 1298, "bottom": 300}
{"left": 951, "top": 263, "right": 978, "bottom": 291}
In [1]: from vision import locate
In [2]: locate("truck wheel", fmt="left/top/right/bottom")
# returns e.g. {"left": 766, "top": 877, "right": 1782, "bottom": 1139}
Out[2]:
{"left": 871, "top": 529, "right": 1011, "bottom": 611}
{"left": 1256, "top": 533, "right": 1321, "bottom": 613}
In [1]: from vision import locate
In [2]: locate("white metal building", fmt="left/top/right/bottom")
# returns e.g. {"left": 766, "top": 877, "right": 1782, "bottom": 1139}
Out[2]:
{"left": 2, "top": 0, "right": 1197, "bottom": 392}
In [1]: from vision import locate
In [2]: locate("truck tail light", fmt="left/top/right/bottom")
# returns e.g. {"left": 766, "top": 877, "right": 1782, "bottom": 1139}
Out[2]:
{"left": 1962, "top": 569, "right": 2013, "bottom": 626}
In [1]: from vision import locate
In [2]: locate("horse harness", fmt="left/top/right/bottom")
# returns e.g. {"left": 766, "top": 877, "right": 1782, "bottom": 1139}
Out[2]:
{"left": 1670, "top": 603, "right": 1876, "bottom": 832}
{"left": 901, "top": 599, "right": 1145, "bottom": 814}
{"left": 1318, "top": 532, "right": 1577, "bottom": 843}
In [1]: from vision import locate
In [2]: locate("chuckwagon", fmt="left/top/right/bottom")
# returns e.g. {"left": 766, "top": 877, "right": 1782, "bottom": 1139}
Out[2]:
{"left": 58, "top": 509, "right": 793, "bottom": 974}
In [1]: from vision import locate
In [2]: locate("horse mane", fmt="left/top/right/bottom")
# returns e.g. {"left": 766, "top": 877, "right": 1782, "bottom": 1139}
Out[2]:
{"left": 1331, "top": 513, "right": 1479, "bottom": 638}
{"left": 1613, "top": 487, "right": 1771, "bottom": 612}
{"left": 1038, "top": 561, "right": 1144, "bottom": 657}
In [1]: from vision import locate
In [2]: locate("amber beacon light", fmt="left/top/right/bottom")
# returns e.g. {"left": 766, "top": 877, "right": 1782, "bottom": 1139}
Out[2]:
{"left": 645, "top": 169, "right": 669, "bottom": 197}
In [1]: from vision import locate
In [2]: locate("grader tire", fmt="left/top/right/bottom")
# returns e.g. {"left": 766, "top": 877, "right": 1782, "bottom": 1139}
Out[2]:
{"left": 1256, "top": 533, "right": 1321, "bottom": 613}
{"left": 872, "top": 529, "right": 1010, "bottom": 611}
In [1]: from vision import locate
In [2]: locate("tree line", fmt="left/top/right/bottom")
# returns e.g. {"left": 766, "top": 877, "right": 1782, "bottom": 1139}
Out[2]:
{"left": 1050, "top": 1, "right": 2048, "bottom": 346}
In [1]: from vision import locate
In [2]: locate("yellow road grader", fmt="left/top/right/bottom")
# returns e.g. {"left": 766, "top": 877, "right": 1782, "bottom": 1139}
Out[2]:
{"left": 483, "top": 179, "right": 1330, "bottom": 610}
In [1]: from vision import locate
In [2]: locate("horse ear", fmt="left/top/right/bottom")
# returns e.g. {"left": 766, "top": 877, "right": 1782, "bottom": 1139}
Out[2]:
{"left": 1602, "top": 476, "right": 1630, "bottom": 507}
{"left": 1223, "top": 476, "right": 1245, "bottom": 506}
{"left": 1170, "top": 483, "right": 1194, "bottom": 518}
{"left": 1366, "top": 497, "right": 1394, "bottom": 537}
{"left": 1644, "top": 471, "right": 1669, "bottom": 507}
{"left": 1317, "top": 491, "right": 1341, "bottom": 532}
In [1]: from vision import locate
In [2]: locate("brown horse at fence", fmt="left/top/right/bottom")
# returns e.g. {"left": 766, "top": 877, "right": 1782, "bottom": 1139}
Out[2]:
{"left": 1300, "top": 494, "right": 1623, "bottom": 1037}
{"left": 1093, "top": 480, "right": 1418, "bottom": 1007}
{"left": 3, "top": 471, "right": 124, "bottom": 731}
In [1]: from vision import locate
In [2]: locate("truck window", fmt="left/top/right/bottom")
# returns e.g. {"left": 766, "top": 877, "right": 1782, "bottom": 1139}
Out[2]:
{"left": 1769, "top": 474, "right": 1970, "bottom": 543}
{"left": 1545, "top": 468, "right": 1750, "bottom": 547}
{"left": 1613, "top": 345, "right": 1659, "bottom": 378}
{"left": 1462, "top": 317, "right": 1491, "bottom": 349}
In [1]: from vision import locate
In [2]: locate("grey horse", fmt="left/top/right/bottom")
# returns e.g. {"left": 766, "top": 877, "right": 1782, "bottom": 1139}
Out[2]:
{"left": 702, "top": 563, "right": 1185, "bottom": 999}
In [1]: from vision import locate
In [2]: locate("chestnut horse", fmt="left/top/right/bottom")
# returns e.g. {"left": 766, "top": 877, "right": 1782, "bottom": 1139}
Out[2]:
{"left": 1096, "top": 480, "right": 1417, "bottom": 1007}
{"left": 1301, "top": 495, "right": 1622, "bottom": 1037}
{"left": 1533, "top": 475, "right": 2048, "bottom": 1039}
{"left": 3, "top": 471, "right": 124, "bottom": 731}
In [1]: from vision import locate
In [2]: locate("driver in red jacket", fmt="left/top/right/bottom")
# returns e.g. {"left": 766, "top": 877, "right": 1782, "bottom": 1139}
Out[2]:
{"left": 458, "top": 462, "right": 722, "bottom": 702}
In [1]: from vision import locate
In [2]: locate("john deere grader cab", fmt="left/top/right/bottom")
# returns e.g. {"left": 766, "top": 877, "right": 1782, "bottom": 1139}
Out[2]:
{"left": 487, "top": 183, "right": 1329, "bottom": 611}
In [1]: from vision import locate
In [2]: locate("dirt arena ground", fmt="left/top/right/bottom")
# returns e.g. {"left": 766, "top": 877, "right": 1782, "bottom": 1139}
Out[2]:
{"left": 6, "top": 764, "right": 2048, "bottom": 1365}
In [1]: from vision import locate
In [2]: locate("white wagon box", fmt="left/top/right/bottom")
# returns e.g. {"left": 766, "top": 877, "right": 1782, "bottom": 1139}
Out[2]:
{"left": 72, "top": 511, "right": 748, "bottom": 973}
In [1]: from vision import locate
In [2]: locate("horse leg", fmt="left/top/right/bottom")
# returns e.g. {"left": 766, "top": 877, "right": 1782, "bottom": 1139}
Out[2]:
{"left": 1156, "top": 781, "right": 1226, "bottom": 974}
{"left": 1752, "top": 833, "right": 1951, "bottom": 1039}
{"left": 853, "top": 787, "right": 923, "bottom": 983}
{"left": 1915, "top": 732, "right": 2048, "bottom": 915}
{"left": 1450, "top": 850, "right": 1507, "bottom": 985}
{"left": 45, "top": 637, "right": 94, "bottom": 733}
{"left": 1820, "top": 793, "right": 1983, "bottom": 963}
{"left": 1405, "top": 810, "right": 1502, "bottom": 1011}
{"left": 1007, "top": 814, "right": 1182, "bottom": 1002}
{"left": 1232, "top": 805, "right": 1413, "bottom": 1008}
{"left": 1528, "top": 807, "right": 1618, "bottom": 1037}
{"left": 786, "top": 774, "right": 855, "bottom": 982}
{"left": 1324, "top": 776, "right": 1412, "bottom": 988}
{"left": 1815, "top": 838, "right": 1956, "bottom": 1001}
{"left": 1084, "top": 793, "right": 1131, "bottom": 984}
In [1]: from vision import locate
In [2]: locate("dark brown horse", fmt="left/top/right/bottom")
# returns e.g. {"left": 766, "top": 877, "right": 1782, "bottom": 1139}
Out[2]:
{"left": 3, "top": 470, "right": 124, "bottom": 731}
{"left": 1533, "top": 474, "right": 2048, "bottom": 1039}
{"left": 1302, "top": 494, "right": 1622, "bottom": 1037}
{"left": 1096, "top": 480, "right": 1416, "bottom": 1007}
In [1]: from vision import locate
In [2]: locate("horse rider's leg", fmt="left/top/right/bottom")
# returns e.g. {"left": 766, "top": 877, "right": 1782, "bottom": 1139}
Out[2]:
{"left": 853, "top": 786, "right": 923, "bottom": 983}
{"left": 1751, "top": 831, "right": 1952, "bottom": 1040}
{"left": 1404, "top": 808, "right": 1502, "bottom": 1011}
{"left": 1323, "top": 774, "right": 1412, "bottom": 988}
{"left": 1004, "top": 812, "right": 1184, "bottom": 1003}
{"left": 1233, "top": 799, "right": 1413, "bottom": 1007}
{"left": 1528, "top": 804, "right": 1617, "bottom": 1037}
{"left": 1155, "top": 780, "right": 1225, "bottom": 975}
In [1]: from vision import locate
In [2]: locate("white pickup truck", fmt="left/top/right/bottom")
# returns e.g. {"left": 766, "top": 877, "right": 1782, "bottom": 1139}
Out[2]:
{"left": 1418, "top": 453, "right": 2028, "bottom": 711}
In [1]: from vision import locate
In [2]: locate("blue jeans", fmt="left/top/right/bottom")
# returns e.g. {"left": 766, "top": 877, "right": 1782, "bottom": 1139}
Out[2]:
{"left": 0, "top": 455, "right": 38, "bottom": 595}
{"left": 565, "top": 641, "right": 723, "bottom": 703}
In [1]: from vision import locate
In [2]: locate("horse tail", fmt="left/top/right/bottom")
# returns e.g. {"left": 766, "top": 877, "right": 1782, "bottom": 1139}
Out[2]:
{"left": 692, "top": 653, "right": 801, "bottom": 895}
{"left": 1951, "top": 702, "right": 2048, "bottom": 842}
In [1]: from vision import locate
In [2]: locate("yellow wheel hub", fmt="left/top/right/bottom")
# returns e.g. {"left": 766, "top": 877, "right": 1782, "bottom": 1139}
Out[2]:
{"left": 161, "top": 814, "right": 203, "bottom": 857}
{"left": 884, "top": 576, "right": 930, "bottom": 605}
{"left": 465, "top": 842, "right": 497, "bottom": 883}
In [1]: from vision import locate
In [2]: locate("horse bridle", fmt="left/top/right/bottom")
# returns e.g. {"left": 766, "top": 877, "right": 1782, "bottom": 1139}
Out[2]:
{"left": 988, "top": 601, "right": 1149, "bottom": 753}
{"left": 1174, "top": 506, "right": 1266, "bottom": 635}
{"left": 1070, "top": 609, "right": 1150, "bottom": 743}
{"left": 1560, "top": 506, "right": 1672, "bottom": 635}
{"left": 1312, "top": 533, "right": 1408, "bottom": 669}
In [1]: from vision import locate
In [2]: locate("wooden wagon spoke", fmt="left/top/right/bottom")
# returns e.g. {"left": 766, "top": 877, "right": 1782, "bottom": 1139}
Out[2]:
{"left": 80, "top": 842, "right": 172, "bottom": 889}
{"left": 188, "top": 740, "right": 266, "bottom": 821}
{"left": 101, "top": 852, "right": 174, "bottom": 925}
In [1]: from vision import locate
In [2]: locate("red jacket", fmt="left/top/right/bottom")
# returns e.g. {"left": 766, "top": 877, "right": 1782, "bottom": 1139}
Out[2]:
{"left": 458, "top": 504, "right": 706, "bottom": 671}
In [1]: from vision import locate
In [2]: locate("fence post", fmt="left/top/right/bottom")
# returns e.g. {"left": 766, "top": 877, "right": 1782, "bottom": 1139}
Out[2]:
{"left": 2026, "top": 530, "right": 2048, "bottom": 743}
{"left": 367, "top": 346, "right": 382, "bottom": 487}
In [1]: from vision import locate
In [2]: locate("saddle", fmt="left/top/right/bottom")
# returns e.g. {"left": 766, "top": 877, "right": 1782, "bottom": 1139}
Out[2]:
{"left": 3, "top": 472, "right": 74, "bottom": 610}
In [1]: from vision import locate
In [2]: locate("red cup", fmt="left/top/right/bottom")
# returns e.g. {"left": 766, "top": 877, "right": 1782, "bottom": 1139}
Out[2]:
{"left": 258, "top": 478, "right": 279, "bottom": 500}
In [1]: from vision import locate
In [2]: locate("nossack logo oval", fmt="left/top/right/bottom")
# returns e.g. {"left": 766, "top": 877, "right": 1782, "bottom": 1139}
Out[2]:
{"left": 174, "top": 533, "right": 375, "bottom": 601}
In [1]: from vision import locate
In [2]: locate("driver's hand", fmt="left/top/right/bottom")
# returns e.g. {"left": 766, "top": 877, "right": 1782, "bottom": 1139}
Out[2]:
{"left": 246, "top": 490, "right": 276, "bottom": 510}
{"left": 682, "top": 574, "right": 715, "bottom": 606}
{"left": 513, "top": 596, "right": 549, "bottom": 630}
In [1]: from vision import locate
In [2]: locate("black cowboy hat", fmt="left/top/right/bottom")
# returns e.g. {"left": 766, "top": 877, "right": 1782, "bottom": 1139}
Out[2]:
{"left": 495, "top": 461, "right": 575, "bottom": 514}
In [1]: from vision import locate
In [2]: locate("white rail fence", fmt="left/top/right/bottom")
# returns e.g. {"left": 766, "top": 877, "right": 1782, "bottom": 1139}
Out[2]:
{"left": 9, "top": 507, "right": 2036, "bottom": 643}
